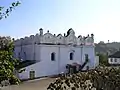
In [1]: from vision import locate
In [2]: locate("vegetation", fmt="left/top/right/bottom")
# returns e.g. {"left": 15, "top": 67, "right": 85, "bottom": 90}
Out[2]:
{"left": 0, "top": 1, "right": 21, "bottom": 85}
{"left": 0, "top": 37, "right": 21, "bottom": 85}
{"left": 0, "top": 1, "right": 21, "bottom": 20}
{"left": 47, "top": 66, "right": 120, "bottom": 90}
{"left": 97, "top": 53, "right": 109, "bottom": 66}
{"left": 95, "top": 42, "right": 118, "bottom": 55}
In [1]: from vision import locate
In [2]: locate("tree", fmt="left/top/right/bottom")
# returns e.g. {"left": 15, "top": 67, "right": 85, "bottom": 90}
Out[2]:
{"left": 0, "top": 1, "right": 21, "bottom": 20}
{"left": 0, "top": 36, "right": 21, "bottom": 85}
{"left": 97, "top": 53, "right": 109, "bottom": 66}
{"left": 0, "top": 1, "right": 21, "bottom": 85}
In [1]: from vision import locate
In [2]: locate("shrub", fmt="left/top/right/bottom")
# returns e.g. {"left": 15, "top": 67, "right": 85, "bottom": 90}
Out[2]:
{"left": 47, "top": 66, "right": 120, "bottom": 90}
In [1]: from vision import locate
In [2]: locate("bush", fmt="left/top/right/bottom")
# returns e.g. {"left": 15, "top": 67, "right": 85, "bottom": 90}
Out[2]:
{"left": 47, "top": 66, "right": 120, "bottom": 90}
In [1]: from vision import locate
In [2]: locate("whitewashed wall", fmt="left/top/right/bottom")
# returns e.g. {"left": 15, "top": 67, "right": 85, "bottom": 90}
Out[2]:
{"left": 95, "top": 56, "right": 99, "bottom": 67}
{"left": 15, "top": 45, "right": 35, "bottom": 61}
{"left": 58, "top": 46, "right": 82, "bottom": 73}
{"left": 108, "top": 58, "right": 120, "bottom": 64}
{"left": 82, "top": 46, "right": 95, "bottom": 70}
{"left": 18, "top": 45, "right": 96, "bottom": 80}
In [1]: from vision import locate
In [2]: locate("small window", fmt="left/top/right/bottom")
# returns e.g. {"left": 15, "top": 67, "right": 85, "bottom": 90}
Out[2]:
{"left": 114, "top": 58, "right": 117, "bottom": 62}
{"left": 70, "top": 52, "right": 74, "bottom": 60}
{"left": 110, "top": 58, "right": 113, "bottom": 62}
{"left": 51, "top": 52, "right": 55, "bottom": 61}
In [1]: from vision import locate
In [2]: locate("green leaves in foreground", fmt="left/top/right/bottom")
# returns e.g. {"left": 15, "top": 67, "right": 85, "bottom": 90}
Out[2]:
{"left": 47, "top": 66, "right": 120, "bottom": 90}
{"left": 0, "top": 36, "right": 20, "bottom": 84}
{"left": 0, "top": 1, "right": 21, "bottom": 20}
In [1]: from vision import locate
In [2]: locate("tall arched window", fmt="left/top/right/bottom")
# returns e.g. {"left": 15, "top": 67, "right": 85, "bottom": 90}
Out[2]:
{"left": 70, "top": 52, "right": 74, "bottom": 60}
{"left": 51, "top": 52, "right": 55, "bottom": 61}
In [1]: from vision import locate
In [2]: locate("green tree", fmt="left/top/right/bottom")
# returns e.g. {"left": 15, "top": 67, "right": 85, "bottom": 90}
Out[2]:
{"left": 0, "top": 1, "right": 21, "bottom": 20}
{"left": 97, "top": 53, "right": 109, "bottom": 66}
{"left": 0, "top": 37, "right": 21, "bottom": 84}
{"left": 0, "top": 1, "right": 21, "bottom": 85}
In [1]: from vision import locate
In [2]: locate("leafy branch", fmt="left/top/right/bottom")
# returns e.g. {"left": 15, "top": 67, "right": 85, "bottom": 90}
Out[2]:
{"left": 0, "top": 1, "right": 21, "bottom": 20}
{"left": 0, "top": 36, "right": 21, "bottom": 85}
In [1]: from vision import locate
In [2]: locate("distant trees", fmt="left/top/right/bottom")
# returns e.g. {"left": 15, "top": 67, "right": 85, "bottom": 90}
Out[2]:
{"left": 0, "top": 1, "right": 20, "bottom": 20}
{"left": 98, "top": 41, "right": 105, "bottom": 44}
{"left": 97, "top": 53, "right": 109, "bottom": 66}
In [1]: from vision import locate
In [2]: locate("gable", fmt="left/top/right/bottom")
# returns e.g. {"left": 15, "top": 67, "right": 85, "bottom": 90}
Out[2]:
{"left": 42, "top": 33, "right": 56, "bottom": 44}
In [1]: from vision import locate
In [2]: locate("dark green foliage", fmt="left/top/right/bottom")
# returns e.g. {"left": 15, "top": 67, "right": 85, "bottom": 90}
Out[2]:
{"left": 0, "top": 36, "right": 20, "bottom": 84}
{"left": 47, "top": 66, "right": 120, "bottom": 90}
{"left": 97, "top": 53, "right": 109, "bottom": 66}
{"left": 0, "top": 1, "right": 21, "bottom": 20}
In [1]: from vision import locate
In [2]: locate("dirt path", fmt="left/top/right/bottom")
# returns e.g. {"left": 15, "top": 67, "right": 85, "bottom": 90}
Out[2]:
{"left": 1, "top": 78, "right": 55, "bottom": 90}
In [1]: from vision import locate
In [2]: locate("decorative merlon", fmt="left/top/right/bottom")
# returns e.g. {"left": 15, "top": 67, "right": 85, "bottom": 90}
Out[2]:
{"left": 14, "top": 28, "right": 94, "bottom": 46}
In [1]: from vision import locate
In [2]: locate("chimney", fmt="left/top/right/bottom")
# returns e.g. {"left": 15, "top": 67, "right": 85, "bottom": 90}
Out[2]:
{"left": 39, "top": 28, "right": 43, "bottom": 35}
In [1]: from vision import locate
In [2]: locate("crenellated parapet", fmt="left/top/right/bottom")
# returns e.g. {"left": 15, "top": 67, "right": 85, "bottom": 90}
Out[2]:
{"left": 14, "top": 28, "right": 94, "bottom": 46}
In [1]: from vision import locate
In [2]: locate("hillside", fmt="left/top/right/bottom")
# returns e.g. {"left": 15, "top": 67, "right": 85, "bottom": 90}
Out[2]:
{"left": 95, "top": 42, "right": 120, "bottom": 55}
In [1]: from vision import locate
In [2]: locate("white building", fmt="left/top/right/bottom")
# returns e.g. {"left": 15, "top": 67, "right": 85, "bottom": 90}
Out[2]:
{"left": 14, "top": 28, "right": 99, "bottom": 80}
{"left": 108, "top": 51, "right": 120, "bottom": 65}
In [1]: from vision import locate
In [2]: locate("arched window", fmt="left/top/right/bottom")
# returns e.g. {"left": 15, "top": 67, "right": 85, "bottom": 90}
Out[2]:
{"left": 51, "top": 52, "right": 55, "bottom": 61}
{"left": 70, "top": 52, "right": 74, "bottom": 60}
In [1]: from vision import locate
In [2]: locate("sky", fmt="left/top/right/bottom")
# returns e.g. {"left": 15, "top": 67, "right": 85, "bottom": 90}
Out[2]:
{"left": 0, "top": 0, "right": 120, "bottom": 43}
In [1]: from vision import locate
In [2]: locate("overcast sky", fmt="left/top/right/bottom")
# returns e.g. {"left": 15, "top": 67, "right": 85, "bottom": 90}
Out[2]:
{"left": 0, "top": 0, "right": 120, "bottom": 43}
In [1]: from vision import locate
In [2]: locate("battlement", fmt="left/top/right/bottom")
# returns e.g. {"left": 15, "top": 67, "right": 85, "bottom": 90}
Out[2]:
{"left": 14, "top": 28, "right": 94, "bottom": 46}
